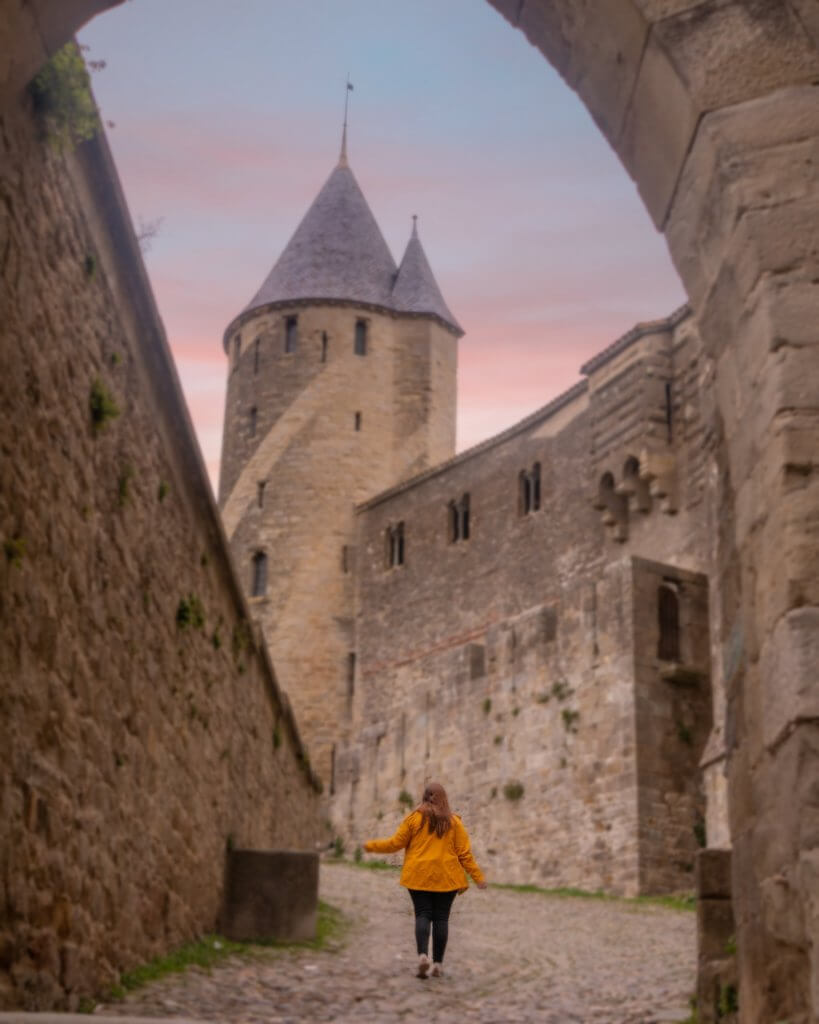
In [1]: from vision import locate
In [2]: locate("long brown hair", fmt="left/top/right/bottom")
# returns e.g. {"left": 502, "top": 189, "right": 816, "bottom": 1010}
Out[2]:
{"left": 417, "top": 781, "right": 453, "bottom": 838}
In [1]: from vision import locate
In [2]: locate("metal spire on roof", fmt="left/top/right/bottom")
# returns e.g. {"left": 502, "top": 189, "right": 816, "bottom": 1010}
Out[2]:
{"left": 339, "top": 75, "right": 353, "bottom": 166}
{"left": 412, "top": 213, "right": 418, "bottom": 236}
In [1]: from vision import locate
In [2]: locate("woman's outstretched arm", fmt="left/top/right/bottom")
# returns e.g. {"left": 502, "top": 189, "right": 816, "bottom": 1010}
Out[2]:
{"left": 453, "top": 818, "right": 487, "bottom": 887}
{"left": 363, "top": 812, "right": 417, "bottom": 854}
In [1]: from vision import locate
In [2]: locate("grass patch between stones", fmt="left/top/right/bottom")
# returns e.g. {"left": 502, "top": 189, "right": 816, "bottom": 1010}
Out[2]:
{"left": 104, "top": 900, "right": 346, "bottom": 1001}
{"left": 490, "top": 881, "right": 696, "bottom": 912}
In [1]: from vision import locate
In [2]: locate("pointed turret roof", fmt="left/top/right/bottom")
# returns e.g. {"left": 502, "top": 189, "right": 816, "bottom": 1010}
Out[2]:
{"left": 243, "top": 156, "right": 398, "bottom": 314}
{"left": 392, "top": 217, "right": 461, "bottom": 333}
{"left": 229, "top": 136, "right": 462, "bottom": 340}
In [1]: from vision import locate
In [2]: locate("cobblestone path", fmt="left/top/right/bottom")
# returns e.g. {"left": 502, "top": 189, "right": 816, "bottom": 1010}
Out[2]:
{"left": 97, "top": 862, "right": 695, "bottom": 1023}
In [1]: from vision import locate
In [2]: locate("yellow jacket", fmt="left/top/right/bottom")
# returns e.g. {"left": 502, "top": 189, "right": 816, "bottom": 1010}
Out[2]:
{"left": 364, "top": 810, "right": 485, "bottom": 891}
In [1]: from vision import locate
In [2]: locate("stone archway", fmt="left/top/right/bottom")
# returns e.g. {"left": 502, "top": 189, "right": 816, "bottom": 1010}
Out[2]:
{"left": 3, "top": 2, "right": 818, "bottom": 1019}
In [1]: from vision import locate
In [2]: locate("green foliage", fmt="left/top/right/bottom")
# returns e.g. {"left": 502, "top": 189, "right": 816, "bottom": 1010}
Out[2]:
{"left": 718, "top": 984, "right": 738, "bottom": 1017}
{"left": 117, "top": 464, "right": 133, "bottom": 507}
{"left": 272, "top": 725, "right": 282, "bottom": 750}
{"left": 176, "top": 594, "right": 205, "bottom": 630}
{"left": 693, "top": 815, "right": 707, "bottom": 849}
{"left": 232, "top": 619, "right": 252, "bottom": 661}
{"left": 106, "top": 903, "right": 345, "bottom": 997}
{"left": 536, "top": 691, "right": 551, "bottom": 703}
{"left": 725, "top": 934, "right": 737, "bottom": 956}
{"left": 353, "top": 845, "right": 363, "bottom": 863}
{"left": 332, "top": 836, "right": 345, "bottom": 859}
{"left": 503, "top": 780, "right": 524, "bottom": 802}
{"left": 211, "top": 629, "right": 221, "bottom": 650}
{"left": 89, "top": 377, "right": 120, "bottom": 432}
{"left": 561, "top": 708, "right": 580, "bottom": 733}
{"left": 491, "top": 880, "right": 696, "bottom": 912}
{"left": 482, "top": 697, "right": 492, "bottom": 714}
{"left": 351, "top": 858, "right": 396, "bottom": 871}
{"left": 3, "top": 536, "right": 26, "bottom": 568}
{"left": 551, "top": 680, "right": 573, "bottom": 701}
{"left": 109, "top": 351, "right": 121, "bottom": 366}
{"left": 493, "top": 734, "right": 503, "bottom": 746}
{"left": 29, "top": 42, "right": 101, "bottom": 151}
{"left": 512, "top": 706, "right": 520, "bottom": 717}
{"left": 677, "top": 721, "right": 693, "bottom": 746}
{"left": 200, "top": 552, "right": 209, "bottom": 567}
{"left": 397, "top": 788, "right": 414, "bottom": 808}
{"left": 158, "top": 480, "right": 169, "bottom": 503}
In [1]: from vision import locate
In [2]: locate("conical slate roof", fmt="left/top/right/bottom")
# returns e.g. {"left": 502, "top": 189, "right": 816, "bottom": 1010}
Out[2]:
{"left": 392, "top": 219, "right": 461, "bottom": 333}
{"left": 235, "top": 149, "right": 461, "bottom": 337}
{"left": 243, "top": 159, "right": 398, "bottom": 313}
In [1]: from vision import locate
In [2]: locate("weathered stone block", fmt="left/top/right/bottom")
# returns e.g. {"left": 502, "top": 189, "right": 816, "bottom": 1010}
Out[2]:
{"left": 221, "top": 850, "right": 319, "bottom": 943}
{"left": 760, "top": 608, "right": 819, "bottom": 751}
{"left": 696, "top": 848, "right": 732, "bottom": 900}
{"left": 697, "top": 898, "right": 736, "bottom": 960}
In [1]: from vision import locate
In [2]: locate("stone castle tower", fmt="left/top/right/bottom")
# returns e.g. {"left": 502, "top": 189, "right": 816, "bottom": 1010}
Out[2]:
{"left": 217, "top": 134, "right": 462, "bottom": 779}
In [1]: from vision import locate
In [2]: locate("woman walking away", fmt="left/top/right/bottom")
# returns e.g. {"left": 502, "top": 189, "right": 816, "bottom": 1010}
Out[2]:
{"left": 363, "top": 781, "right": 487, "bottom": 979}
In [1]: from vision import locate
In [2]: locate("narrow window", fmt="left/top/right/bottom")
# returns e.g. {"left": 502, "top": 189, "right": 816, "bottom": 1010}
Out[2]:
{"left": 520, "top": 464, "right": 540, "bottom": 515}
{"left": 354, "top": 319, "right": 367, "bottom": 356}
{"left": 341, "top": 544, "right": 349, "bottom": 573}
{"left": 251, "top": 551, "right": 268, "bottom": 597}
{"left": 658, "top": 584, "right": 681, "bottom": 661}
{"left": 284, "top": 316, "right": 298, "bottom": 353}
{"left": 460, "top": 494, "right": 470, "bottom": 541}
{"left": 354, "top": 411, "right": 362, "bottom": 431}
{"left": 249, "top": 406, "right": 257, "bottom": 437}
{"left": 257, "top": 480, "right": 266, "bottom": 508}
{"left": 386, "top": 523, "right": 405, "bottom": 568}
{"left": 321, "top": 332, "right": 328, "bottom": 363}
{"left": 329, "top": 744, "right": 336, "bottom": 795}
{"left": 448, "top": 495, "right": 470, "bottom": 542}
{"left": 253, "top": 337, "right": 261, "bottom": 374}
{"left": 347, "top": 652, "right": 356, "bottom": 698}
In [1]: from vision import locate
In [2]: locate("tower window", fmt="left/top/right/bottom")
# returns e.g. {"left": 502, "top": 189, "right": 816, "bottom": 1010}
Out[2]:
{"left": 519, "top": 463, "right": 541, "bottom": 515}
{"left": 321, "top": 332, "right": 328, "bottom": 363}
{"left": 249, "top": 406, "right": 257, "bottom": 437}
{"left": 347, "top": 652, "right": 356, "bottom": 698}
{"left": 253, "top": 338, "right": 261, "bottom": 374}
{"left": 386, "top": 522, "right": 405, "bottom": 568}
{"left": 251, "top": 551, "right": 268, "bottom": 597}
{"left": 448, "top": 494, "right": 470, "bottom": 542}
{"left": 354, "top": 411, "right": 362, "bottom": 431}
{"left": 354, "top": 320, "right": 368, "bottom": 356}
{"left": 341, "top": 544, "right": 350, "bottom": 574}
{"left": 257, "top": 480, "right": 266, "bottom": 508}
{"left": 284, "top": 316, "right": 298, "bottom": 353}
{"left": 658, "top": 583, "right": 681, "bottom": 661}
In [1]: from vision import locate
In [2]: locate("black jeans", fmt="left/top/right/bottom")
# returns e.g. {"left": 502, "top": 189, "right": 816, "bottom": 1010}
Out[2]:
{"left": 408, "top": 889, "right": 458, "bottom": 963}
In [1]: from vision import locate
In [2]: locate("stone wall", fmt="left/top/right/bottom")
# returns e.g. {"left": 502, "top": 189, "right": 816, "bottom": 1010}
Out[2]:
{"left": 333, "top": 315, "right": 714, "bottom": 894}
{"left": 0, "top": 73, "right": 322, "bottom": 1011}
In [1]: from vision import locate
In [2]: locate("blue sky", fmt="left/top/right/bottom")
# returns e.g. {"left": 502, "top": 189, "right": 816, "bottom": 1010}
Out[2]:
{"left": 79, "top": 0, "right": 686, "bottom": 488}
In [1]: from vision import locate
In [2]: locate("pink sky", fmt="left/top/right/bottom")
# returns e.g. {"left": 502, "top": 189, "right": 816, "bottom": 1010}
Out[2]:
{"left": 80, "top": 0, "right": 686, "bottom": 492}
